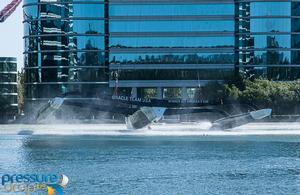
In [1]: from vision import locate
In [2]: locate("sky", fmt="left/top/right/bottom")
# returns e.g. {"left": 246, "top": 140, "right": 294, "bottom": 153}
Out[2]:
{"left": 0, "top": 1, "right": 23, "bottom": 71}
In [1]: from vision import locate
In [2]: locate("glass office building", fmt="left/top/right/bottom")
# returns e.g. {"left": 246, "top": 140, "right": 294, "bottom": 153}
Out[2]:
{"left": 237, "top": 1, "right": 300, "bottom": 80}
{"left": 23, "top": 0, "right": 109, "bottom": 103}
{"left": 23, "top": 0, "right": 300, "bottom": 104}
{"left": 0, "top": 57, "right": 18, "bottom": 113}
{"left": 109, "top": 1, "right": 235, "bottom": 100}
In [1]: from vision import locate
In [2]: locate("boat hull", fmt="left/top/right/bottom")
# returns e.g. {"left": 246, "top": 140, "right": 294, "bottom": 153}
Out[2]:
{"left": 210, "top": 109, "right": 272, "bottom": 130}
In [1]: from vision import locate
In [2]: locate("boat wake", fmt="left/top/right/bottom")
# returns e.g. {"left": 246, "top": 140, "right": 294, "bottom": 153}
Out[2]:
{"left": 2, "top": 122, "right": 300, "bottom": 137}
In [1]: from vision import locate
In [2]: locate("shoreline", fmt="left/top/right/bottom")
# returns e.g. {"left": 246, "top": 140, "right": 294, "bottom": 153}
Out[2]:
{"left": 1, "top": 122, "right": 300, "bottom": 136}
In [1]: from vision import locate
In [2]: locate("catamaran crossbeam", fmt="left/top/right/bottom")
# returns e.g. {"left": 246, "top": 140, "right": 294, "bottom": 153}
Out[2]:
{"left": 36, "top": 97, "right": 272, "bottom": 131}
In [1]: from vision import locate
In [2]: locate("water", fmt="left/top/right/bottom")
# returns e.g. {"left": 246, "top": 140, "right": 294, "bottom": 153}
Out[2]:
{"left": 1, "top": 135, "right": 300, "bottom": 194}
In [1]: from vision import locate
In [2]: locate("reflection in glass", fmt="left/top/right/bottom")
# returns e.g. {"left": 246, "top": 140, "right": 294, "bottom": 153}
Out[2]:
{"left": 239, "top": 35, "right": 293, "bottom": 50}
{"left": 2, "top": 96, "right": 18, "bottom": 105}
{"left": 250, "top": 2, "right": 291, "bottom": 16}
{"left": 26, "top": 67, "right": 107, "bottom": 83}
{"left": 0, "top": 85, "right": 17, "bottom": 94}
{"left": 110, "top": 21, "right": 234, "bottom": 32}
{"left": 236, "top": 2, "right": 250, "bottom": 35}
{"left": 72, "top": 0, "right": 104, "bottom": 1}
{"left": 240, "top": 67, "right": 300, "bottom": 81}
{"left": 110, "top": 53, "right": 234, "bottom": 65}
{"left": 23, "top": 0, "right": 38, "bottom": 4}
{"left": 24, "top": 3, "right": 104, "bottom": 19}
{"left": 254, "top": 51, "right": 291, "bottom": 65}
{"left": 238, "top": 51, "right": 253, "bottom": 65}
{"left": 24, "top": 5, "right": 39, "bottom": 19}
{"left": 73, "top": 20, "right": 104, "bottom": 34}
{"left": 24, "top": 20, "right": 104, "bottom": 36}
{"left": 292, "top": 51, "right": 300, "bottom": 64}
{"left": 114, "top": 69, "right": 234, "bottom": 80}
{"left": 40, "top": 4, "right": 70, "bottom": 19}
{"left": 292, "top": 35, "right": 300, "bottom": 49}
{"left": 238, "top": 51, "right": 294, "bottom": 66}
{"left": 0, "top": 63, "right": 17, "bottom": 72}
{"left": 26, "top": 84, "right": 110, "bottom": 99}
{"left": 267, "top": 67, "right": 300, "bottom": 81}
{"left": 25, "top": 51, "right": 105, "bottom": 67}
{"left": 292, "top": 2, "right": 300, "bottom": 16}
{"left": 251, "top": 18, "right": 291, "bottom": 32}
{"left": 73, "top": 4, "right": 104, "bottom": 17}
{"left": 23, "top": 1, "right": 108, "bottom": 100}
{"left": 292, "top": 18, "right": 300, "bottom": 33}
{"left": 0, "top": 74, "right": 17, "bottom": 82}
{"left": 110, "top": 37, "right": 234, "bottom": 49}
{"left": 25, "top": 36, "right": 104, "bottom": 52}
{"left": 254, "top": 35, "right": 291, "bottom": 49}
{"left": 110, "top": 4, "right": 234, "bottom": 16}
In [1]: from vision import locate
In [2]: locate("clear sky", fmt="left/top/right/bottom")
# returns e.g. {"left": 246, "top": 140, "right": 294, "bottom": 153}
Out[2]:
{"left": 0, "top": 1, "right": 23, "bottom": 71}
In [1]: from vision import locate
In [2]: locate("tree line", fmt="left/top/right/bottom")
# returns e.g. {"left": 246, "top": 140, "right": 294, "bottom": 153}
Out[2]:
{"left": 203, "top": 78, "right": 300, "bottom": 115}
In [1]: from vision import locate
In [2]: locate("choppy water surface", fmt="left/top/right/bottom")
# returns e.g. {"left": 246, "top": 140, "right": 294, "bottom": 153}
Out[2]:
{"left": 1, "top": 135, "right": 300, "bottom": 194}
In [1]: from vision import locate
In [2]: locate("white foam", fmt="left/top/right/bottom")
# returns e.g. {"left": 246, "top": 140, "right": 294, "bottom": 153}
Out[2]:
{"left": 1, "top": 122, "right": 300, "bottom": 136}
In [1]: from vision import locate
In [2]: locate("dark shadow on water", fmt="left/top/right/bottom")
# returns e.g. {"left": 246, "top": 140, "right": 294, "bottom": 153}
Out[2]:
{"left": 18, "top": 130, "right": 34, "bottom": 135}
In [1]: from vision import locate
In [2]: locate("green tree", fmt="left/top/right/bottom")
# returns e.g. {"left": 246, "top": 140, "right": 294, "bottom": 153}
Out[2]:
{"left": 202, "top": 82, "right": 226, "bottom": 103}
{"left": 163, "top": 88, "right": 182, "bottom": 99}
{"left": 17, "top": 69, "right": 25, "bottom": 114}
{"left": 288, "top": 80, "right": 300, "bottom": 101}
{"left": 239, "top": 79, "right": 273, "bottom": 107}
{"left": 224, "top": 84, "right": 240, "bottom": 101}
{"left": 143, "top": 88, "right": 157, "bottom": 99}
{"left": 224, "top": 78, "right": 297, "bottom": 114}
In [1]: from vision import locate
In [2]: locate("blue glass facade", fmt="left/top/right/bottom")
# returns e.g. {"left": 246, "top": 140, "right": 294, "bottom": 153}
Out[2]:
{"left": 23, "top": 0, "right": 300, "bottom": 102}
{"left": 0, "top": 57, "right": 18, "bottom": 111}
{"left": 236, "top": 1, "right": 300, "bottom": 80}
{"left": 109, "top": 1, "right": 235, "bottom": 99}
{"left": 23, "top": 0, "right": 109, "bottom": 101}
